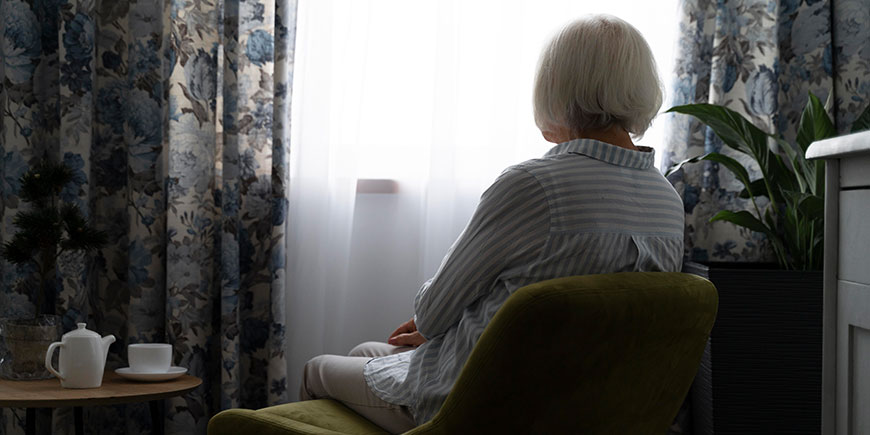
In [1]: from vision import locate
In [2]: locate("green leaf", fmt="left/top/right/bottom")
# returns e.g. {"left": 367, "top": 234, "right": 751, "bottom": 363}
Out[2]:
{"left": 738, "top": 179, "right": 768, "bottom": 199}
{"left": 763, "top": 207, "right": 777, "bottom": 233}
{"left": 709, "top": 210, "right": 776, "bottom": 238}
{"left": 667, "top": 104, "right": 770, "bottom": 157}
{"left": 61, "top": 227, "right": 109, "bottom": 253}
{"left": 765, "top": 152, "right": 803, "bottom": 200}
{"left": 1, "top": 239, "right": 36, "bottom": 265}
{"left": 700, "top": 153, "right": 753, "bottom": 186}
{"left": 796, "top": 194, "right": 824, "bottom": 220}
{"left": 781, "top": 190, "right": 826, "bottom": 271}
{"left": 796, "top": 93, "right": 835, "bottom": 151}
{"left": 851, "top": 102, "right": 870, "bottom": 134}
{"left": 12, "top": 208, "right": 61, "bottom": 234}
{"left": 19, "top": 161, "right": 73, "bottom": 205}
{"left": 666, "top": 152, "right": 753, "bottom": 190}
{"left": 774, "top": 137, "right": 811, "bottom": 194}
{"left": 814, "top": 159, "right": 825, "bottom": 197}
{"left": 664, "top": 154, "right": 704, "bottom": 177}
{"left": 783, "top": 214, "right": 802, "bottom": 269}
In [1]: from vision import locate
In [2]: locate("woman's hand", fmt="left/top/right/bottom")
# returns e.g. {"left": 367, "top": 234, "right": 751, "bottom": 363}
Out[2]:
{"left": 388, "top": 317, "right": 427, "bottom": 347}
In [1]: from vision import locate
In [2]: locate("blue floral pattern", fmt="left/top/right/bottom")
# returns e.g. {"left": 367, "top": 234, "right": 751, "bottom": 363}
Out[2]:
{"left": 664, "top": 0, "right": 870, "bottom": 264}
{"left": 1, "top": 0, "right": 297, "bottom": 433}
{"left": 246, "top": 30, "right": 275, "bottom": 67}
{"left": 2, "top": 1, "right": 41, "bottom": 85}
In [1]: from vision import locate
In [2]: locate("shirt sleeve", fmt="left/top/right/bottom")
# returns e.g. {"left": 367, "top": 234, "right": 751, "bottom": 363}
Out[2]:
{"left": 413, "top": 167, "right": 550, "bottom": 338}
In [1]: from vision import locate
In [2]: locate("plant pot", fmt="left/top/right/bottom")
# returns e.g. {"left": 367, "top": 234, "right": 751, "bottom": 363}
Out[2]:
{"left": 683, "top": 261, "right": 822, "bottom": 434}
{"left": 0, "top": 315, "right": 62, "bottom": 380}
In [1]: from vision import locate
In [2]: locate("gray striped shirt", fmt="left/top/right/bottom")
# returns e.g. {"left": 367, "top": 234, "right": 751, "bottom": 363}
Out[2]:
{"left": 363, "top": 138, "right": 685, "bottom": 424}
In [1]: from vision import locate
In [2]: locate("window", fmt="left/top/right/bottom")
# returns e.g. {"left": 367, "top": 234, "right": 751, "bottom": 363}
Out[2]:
{"left": 293, "top": 0, "right": 681, "bottom": 181}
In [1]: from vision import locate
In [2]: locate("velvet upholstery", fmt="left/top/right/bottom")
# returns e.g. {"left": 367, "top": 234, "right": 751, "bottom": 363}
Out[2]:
{"left": 209, "top": 400, "right": 388, "bottom": 435}
{"left": 208, "top": 272, "right": 718, "bottom": 435}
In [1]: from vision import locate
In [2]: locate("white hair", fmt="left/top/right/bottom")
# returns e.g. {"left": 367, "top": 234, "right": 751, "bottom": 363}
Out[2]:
{"left": 533, "top": 15, "right": 664, "bottom": 138}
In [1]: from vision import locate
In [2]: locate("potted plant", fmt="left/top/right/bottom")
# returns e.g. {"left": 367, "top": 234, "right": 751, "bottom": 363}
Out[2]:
{"left": 666, "top": 94, "right": 870, "bottom": 434}
{"left": 0, "top": 161, "right": 107, "bottom": 380}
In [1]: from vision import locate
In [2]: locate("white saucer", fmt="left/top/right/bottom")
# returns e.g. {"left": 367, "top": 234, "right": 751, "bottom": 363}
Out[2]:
{"left": 115, "top": 366, "right": 187, "bottom": 382}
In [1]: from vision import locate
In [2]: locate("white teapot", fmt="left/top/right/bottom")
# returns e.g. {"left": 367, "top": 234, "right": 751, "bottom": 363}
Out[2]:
{"left": 45, "top": 323, "right": 115, "bottom": 388}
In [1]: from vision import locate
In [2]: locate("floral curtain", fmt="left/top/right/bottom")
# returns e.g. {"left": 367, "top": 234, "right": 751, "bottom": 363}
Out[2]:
{"left": 663, "top": 0, "right": 870, "bottom": 263}
{"left": 1, "top": 0, "right": 297, "bottom": 432}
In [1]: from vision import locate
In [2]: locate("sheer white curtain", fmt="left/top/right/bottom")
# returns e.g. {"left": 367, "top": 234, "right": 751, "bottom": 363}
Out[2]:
{"left": 286, "top": 0, "right": 679, "bottom": 397}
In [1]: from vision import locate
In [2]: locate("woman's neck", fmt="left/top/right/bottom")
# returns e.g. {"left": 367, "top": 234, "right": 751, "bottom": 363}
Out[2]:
{"left": 577, "top": 126, "right": 638, "bottom": 151}
{"left": 543, "top": 125, "right": 639, "bottom": 151}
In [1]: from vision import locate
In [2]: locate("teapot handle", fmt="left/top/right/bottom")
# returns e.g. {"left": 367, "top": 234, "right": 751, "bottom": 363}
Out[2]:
{"left": 44, "top": 342, "right": 64, "bottom": 381}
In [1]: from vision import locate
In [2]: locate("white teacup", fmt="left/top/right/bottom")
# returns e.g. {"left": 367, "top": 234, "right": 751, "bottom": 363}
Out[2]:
{"left": 128, "top": 343, "right": 172, "bottom": 373}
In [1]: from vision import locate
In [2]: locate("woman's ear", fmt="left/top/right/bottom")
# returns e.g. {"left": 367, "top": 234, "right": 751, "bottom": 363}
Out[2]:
{"left": 541, "top": 124, "right": 577, "bottom": 144}
{"left": 541, "top": 130, "right": 559, "bottom": 143}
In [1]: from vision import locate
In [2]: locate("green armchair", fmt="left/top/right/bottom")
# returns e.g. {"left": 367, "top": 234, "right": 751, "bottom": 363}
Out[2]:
{"left": 209, "top": 272, "right": 718, "bottom": 434}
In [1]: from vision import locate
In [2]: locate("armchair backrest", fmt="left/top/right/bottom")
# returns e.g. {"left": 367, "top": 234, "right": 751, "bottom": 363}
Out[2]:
{"left": 406, "top": 272, "right": 718, "bottom": 435}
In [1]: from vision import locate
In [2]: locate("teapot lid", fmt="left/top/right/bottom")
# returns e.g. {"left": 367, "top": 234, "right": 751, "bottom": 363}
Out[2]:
{"left": 63, "top": 323, "right": 100, "bottom": 339}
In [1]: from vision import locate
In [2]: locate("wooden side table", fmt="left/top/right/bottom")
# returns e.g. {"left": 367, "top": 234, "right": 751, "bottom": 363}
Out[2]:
{"left": 0, "top": 371, "right": 201, "bottom": 435}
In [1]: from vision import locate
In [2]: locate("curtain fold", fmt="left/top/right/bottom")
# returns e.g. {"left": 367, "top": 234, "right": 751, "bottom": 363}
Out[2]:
{"left": 1, "top": 0, "right": 297, "bottom": 432}
{"left": 663, "top": 0, "right": 870, "bottom": 263}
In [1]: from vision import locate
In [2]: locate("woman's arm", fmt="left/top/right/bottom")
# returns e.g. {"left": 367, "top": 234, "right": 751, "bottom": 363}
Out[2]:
{"left": 413, "top": 167, "right": 550, "bottom": 338}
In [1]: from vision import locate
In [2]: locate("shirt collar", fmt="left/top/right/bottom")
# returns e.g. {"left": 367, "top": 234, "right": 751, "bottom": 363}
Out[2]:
{"left": 543, "top": 138, "right": 655, "bottom": 169}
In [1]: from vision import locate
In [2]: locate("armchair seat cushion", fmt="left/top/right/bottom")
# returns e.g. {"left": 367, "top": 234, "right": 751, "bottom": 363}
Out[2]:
{"left": 208, "top": 399, "right": 388, "bottom": 435}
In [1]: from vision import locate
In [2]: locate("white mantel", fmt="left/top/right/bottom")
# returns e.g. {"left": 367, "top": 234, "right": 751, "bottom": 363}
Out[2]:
{"left": 807, "top": 130, "right": 870, "bottom": 159}
{"left": 806, "top": 129, "right": 870, "bottom": 435}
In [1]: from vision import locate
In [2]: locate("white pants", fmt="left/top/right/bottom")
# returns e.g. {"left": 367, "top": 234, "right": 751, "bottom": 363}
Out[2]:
{"left": 300, "top": 342, "right": 417, "bottom": 434}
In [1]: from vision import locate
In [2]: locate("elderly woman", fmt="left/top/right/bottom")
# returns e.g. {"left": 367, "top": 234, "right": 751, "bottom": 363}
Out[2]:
{"left": 300, "top": 14, "right": 684, "bottom": 433}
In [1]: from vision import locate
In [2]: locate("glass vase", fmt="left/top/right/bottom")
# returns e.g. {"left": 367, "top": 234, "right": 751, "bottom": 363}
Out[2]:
{"left": 0, "top": 315, "right": 62, "bottom": 380}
